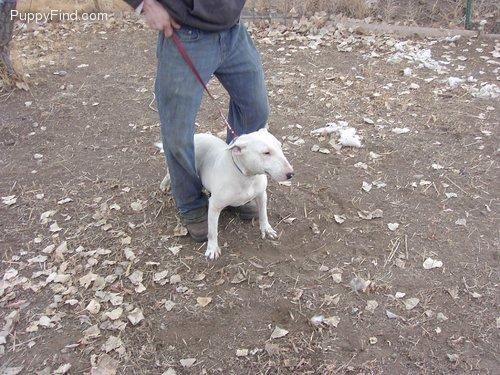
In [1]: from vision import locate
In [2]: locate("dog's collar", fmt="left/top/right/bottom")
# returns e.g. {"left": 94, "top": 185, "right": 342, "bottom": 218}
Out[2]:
{"left": 230, "top": 153, "right": 249, "bottom": 176}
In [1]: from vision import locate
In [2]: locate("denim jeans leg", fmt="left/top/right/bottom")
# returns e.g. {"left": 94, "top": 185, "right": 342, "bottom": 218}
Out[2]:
{"left": 214, "top": 24, "right": 269, "bottom": 143}
{"left": 155, "top": 29, "right": 220, "bottom": 218}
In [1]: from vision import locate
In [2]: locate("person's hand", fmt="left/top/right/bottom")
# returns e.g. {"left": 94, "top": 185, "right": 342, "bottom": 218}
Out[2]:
{"left": 142, "top": 0, "right": 180, "bottom": 38}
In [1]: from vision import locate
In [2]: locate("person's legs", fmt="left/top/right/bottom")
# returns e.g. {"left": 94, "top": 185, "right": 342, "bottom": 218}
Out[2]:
{"left": 214, "top": 24, "right": 269, "bottom": 219}
{"left": 155, "top": 28, "right": 220, "bottom": 222}
{"left": 215, "top": 23, "right": 269, "bottom": 143}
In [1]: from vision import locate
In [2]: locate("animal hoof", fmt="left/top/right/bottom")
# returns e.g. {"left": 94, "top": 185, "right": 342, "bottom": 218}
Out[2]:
{"left": 205, "top": 245, "right": 221, "bottom": 260}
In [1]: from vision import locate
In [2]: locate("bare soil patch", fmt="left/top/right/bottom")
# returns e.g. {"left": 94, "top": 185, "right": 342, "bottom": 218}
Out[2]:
{"left": 1, "top": 14, "right": 499, "bottom": 375}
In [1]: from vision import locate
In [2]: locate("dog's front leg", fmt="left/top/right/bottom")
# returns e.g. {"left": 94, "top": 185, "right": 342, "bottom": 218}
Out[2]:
{"left": 205, "top": 197, "right": 223, "bottom": 260}
{"left": 159, "top": 173, "right": 170, "bottom": 192}
{"left": 255, "top": 191, "right": 277, "bottom": 239}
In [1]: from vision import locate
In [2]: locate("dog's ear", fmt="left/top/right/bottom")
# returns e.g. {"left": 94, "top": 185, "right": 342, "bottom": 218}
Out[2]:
{"left": 227, "top": 138, "right": 246, "bottom": 155}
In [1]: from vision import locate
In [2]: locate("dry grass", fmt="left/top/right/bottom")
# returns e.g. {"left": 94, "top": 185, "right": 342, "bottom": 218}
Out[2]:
{"left": 332, "top": 0, "right": 370, "bottom": 18}
{"left": 0, "top": 65, "right": 24, "bottom": 91}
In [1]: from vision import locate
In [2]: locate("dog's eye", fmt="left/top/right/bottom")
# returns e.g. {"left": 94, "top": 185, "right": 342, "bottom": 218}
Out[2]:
{"left": 264, "top": 151, "right": 271, "bottom": 155}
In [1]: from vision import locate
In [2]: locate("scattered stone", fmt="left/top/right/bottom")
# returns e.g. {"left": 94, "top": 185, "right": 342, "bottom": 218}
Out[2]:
{"left": 334, "top": 214, "right": 346, "bottom": 224}
{"left": 270, "top": 326, "right": 289, "bottom": 339}
{"left": 164, "top": 300, "right": 175, "bottom": 312}
{"left": 387, "top": 222, "right": 399, "bottom": 231}
{"left": 236, "top": 349, "right": 249, "bottom": 357}
{"left": 180, "top": 358, "right": 196, "bottom": 368}
{"left": 170, "top": 274, "right": 181, "bottom": 284}
{"left": 423, "top": 258, "right": 443, "bottom": 269}
{"left": 365, "top": 300, "right": 378, "bottom": 313}
{"left": 403, "top": 297, "right": 420, "bottom": 310}
{"left": 196, "top": 297, "right": 212, "bottom": 307}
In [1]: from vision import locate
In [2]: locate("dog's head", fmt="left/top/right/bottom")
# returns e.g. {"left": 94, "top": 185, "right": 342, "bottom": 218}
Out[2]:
{"left": 227, "top": 128, "right": 294, "bottom": 182}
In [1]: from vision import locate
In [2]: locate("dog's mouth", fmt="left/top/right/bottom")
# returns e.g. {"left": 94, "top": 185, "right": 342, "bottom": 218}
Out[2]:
{"left": 266, "top": 171, "right": 293, "bottom": 182}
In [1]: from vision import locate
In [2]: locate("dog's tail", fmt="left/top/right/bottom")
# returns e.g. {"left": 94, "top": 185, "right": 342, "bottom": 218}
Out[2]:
{"left": 154, "top": 142, "right": 164, "bottom": 153}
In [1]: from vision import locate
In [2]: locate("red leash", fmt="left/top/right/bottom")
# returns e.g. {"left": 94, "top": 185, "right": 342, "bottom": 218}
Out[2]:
{"left": 171, "top": 32, "right": 239, "bottom": 140}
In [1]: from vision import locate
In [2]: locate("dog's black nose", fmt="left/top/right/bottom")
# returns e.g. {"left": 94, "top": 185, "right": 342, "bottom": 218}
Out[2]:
{"left": 286, "top": 172, "right": 294, "bottom": 180}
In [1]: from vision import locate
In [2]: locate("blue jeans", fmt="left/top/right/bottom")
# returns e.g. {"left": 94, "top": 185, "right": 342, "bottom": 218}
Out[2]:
{"left": 155, "top": 23, "right": 269, "bottom": 220}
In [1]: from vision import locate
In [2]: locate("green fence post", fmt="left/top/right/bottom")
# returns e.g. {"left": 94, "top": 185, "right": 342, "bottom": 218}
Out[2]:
{"left": 465, "top": 0, "right": 474, "bottom": 30}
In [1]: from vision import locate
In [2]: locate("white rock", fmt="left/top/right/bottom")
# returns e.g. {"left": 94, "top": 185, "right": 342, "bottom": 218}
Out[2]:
{"left": 130, "top": 200, "right": 143, "bottom": 211}
{"left": 362, "top": 181, "right": 372, "bottom": 192}
{"left": 331, "top": 273, "right": 342, "bottom": 284}
{"left": 170, "top": 274, "right": 181, "bottom": 284}
{"left": 153, "top": 270, "right": 169, "bottom": 283}
{"left": 365, "top": 300, "right": 378, "bottom": 313}
{"left": 164, "top": 300, "right": 175, "bottom": 311}
{"left": 387, "top": 223, "right": 399, "bottom": 231}
{"left": 403, "top": 297, "right": 420, "bottom": 310}
{"left": 447, "top": 77, "right": 464, "bottom": 88}
{"left": 49, "top": 222, "right": 62, "bottom": 232}
{"left": 392, "top": 127, "right": 410, "bottom": 134}
{"left": 168, "top": 245, "right": 182, "bottom": 255}
{"left": 423, "top": 258, "right": 443, "bottom": 269}
{"left": 310, "top": 315, "right": 324, "bottom": 326}
{"left": 196, "top": 297, "right": 212, "bottom": 307}
{"left": 270, "top": 326, "right": 289, "bottom": 339}
{"left": 334, "top": 214, "right": 346, "bottom": 224}
{"left": 386, "top": 310, "right": 399, "bottom": 319}
{"left": 180, "top": 358, "right": 196, "bottom": 368}
{"left": 2, "top": 195, "right": 17, "bottom": 206}
{"left": 236, "top": 349, "right": 249, "bottom": 357}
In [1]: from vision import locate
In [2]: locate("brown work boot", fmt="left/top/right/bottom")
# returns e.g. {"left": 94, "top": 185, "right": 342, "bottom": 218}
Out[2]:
{"left": 185, "top": 221, "right": 208, "bottom": 242}
{"left": 228, "top": 200, "right": 259, "bottom": 221}
{"left": 182, "top": 207, "right": 208, "bottom": 243}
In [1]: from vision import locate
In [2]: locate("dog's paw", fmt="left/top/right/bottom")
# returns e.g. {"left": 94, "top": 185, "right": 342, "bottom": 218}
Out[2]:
{"left": 205, "top": 243, "right": 221, "bottom": 260}
{"left": 261, "top": 225, "right": 278, "bottom": 239}
{"left": 159, "top": 174, "right": 171, "bottom": 192}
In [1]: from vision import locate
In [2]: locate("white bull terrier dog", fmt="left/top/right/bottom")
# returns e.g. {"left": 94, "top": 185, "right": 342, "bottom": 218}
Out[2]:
{"left": 159, "top": 128, "right": 294, "bottom": 259}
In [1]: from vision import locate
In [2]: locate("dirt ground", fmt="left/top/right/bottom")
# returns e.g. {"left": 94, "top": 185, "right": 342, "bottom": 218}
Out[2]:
{"left": 1, "top": 13, "right": 499, "bottom": 375}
